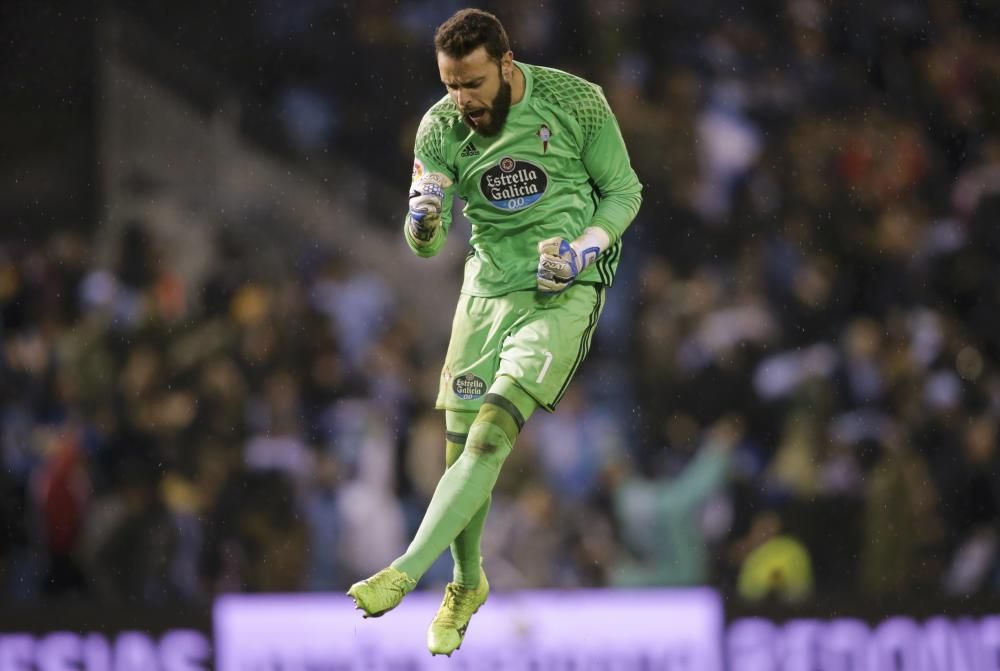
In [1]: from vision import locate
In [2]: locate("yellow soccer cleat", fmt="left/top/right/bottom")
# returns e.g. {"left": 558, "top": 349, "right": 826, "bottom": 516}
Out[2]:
{"left": 347, "top": 567, "right": 417, "bottom": 618}
{"left": 426, "top": 567, "right": 490, "bottom": 656}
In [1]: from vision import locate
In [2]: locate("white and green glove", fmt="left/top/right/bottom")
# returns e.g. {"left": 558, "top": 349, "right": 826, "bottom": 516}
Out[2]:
{"left": 407, "top": 172, "right": 452, "bottom": 245}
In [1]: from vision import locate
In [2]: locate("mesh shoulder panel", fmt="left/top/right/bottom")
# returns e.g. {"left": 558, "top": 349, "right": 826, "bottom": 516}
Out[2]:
{"left": 529, "top": 65, "right": 612, "bottom": 147}
{"left": 414, "top": 96, "right": 461, "bottom": 169}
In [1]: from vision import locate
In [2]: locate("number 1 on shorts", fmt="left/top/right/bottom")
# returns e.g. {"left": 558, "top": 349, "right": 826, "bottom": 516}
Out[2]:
{"left": 536, "top": 350, "right": 553, "bottom": 383}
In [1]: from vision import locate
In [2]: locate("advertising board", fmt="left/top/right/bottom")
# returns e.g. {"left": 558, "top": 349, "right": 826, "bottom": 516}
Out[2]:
{"left": 215, "top": 588, "right": 724, "bottom": 671}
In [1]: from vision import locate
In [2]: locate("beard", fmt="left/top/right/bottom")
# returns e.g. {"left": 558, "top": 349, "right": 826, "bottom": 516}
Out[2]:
{"left": 463, "top": 75, "right": 511, "bottom": 137}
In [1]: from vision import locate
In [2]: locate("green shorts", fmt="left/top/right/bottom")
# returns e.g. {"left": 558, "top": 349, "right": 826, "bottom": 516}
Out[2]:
{"left": 436, "top": 282, "right": 606, "bottom": 413}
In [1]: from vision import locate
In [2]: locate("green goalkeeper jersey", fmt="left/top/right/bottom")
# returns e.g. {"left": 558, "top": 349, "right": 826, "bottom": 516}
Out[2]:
{"left": 404, "top": 62, "right": 642, "bottom": 297}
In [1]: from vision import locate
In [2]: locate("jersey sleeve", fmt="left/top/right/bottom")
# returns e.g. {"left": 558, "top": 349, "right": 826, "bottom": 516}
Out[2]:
{"left": 532, "top": 67, "right": 642, "bottom": 246}
{"left": 403, "top": 106, "right": 459, "bottom": 257}
{"left": 582, "top": 98, "right": 643, "bottom": 245}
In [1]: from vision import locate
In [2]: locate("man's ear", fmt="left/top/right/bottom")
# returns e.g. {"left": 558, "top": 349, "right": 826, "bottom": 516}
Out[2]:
{"left": 501, "top": 51, "right": 514, "bottom": 80}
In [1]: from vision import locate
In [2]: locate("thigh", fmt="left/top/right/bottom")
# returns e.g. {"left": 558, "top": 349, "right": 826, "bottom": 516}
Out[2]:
{"left": 435, "top": 292, "right": 530, "bottom": 412}
{"left": 498, "top": 283, "right": 605, "bottom": 412}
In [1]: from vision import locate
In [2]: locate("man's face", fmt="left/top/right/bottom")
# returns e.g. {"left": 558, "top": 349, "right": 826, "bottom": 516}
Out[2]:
{"left": 438, "top": 46, "right": 513, "bottom": 137}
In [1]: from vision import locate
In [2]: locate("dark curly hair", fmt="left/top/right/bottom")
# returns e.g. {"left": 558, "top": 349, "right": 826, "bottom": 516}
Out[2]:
{"left": 434, "top": 8, "right": 510, "bottom": 62}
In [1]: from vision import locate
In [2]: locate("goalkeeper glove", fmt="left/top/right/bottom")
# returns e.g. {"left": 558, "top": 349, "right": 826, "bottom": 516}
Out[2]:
{"left": 407, "top": 172, "right": 451, "bottom": 245}
{"left": 536, "top": 237, "right": 600, "bottom": 293}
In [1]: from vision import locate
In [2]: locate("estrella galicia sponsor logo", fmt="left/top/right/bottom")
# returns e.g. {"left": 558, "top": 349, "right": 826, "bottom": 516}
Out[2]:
{"left": 479, "top": 156, "right": 548, "bottom": 211}
{"left": 453, "top": 373, "right": 487, "bottom": 400}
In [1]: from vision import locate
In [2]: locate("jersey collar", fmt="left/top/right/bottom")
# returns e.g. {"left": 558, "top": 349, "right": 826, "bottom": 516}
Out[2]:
{"left": 509, "top": 61, "right": 532, "bottom": 118}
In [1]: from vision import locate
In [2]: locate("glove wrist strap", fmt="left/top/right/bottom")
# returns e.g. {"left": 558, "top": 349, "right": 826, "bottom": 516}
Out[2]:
{"left": 570, "top": 226, "right": 611, "bottom": 271}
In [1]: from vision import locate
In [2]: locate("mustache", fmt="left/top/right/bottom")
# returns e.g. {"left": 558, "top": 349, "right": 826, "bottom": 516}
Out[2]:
{"left": 461, "top": 78, "right": 510, "bottom": 136}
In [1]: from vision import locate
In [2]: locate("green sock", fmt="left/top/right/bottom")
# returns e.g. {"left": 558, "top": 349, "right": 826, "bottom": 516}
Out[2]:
{"left": 392, "top": 393, "right": 531, "bottom": 582}
{"left": 446, "top": 439, "right": 489, "bottom": 589}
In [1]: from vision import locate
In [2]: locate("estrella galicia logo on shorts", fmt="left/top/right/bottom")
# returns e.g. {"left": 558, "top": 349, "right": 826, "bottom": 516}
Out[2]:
{"left": 479, "top": 156, "right": 548, "bottom": 211}
{"left": 453, "top": 373, "right": 487, "bottom": 400}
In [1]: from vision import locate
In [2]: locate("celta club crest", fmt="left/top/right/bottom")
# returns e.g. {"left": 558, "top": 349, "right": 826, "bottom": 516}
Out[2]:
{"left": 537, "top": 124, "right": 551, "bottom": 153}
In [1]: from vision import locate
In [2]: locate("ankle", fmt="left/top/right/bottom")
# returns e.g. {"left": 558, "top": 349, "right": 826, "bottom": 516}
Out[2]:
{"left": 454, "top": 574, "right": 480, "bottom": 589}
{"left": 388, "top": 563, "right": 418, "bottom": 587}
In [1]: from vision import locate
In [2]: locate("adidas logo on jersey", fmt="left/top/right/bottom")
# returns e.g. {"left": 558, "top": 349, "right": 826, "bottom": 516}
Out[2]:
{"left": 460, "top": 142, "right": 480, "bottom": 158}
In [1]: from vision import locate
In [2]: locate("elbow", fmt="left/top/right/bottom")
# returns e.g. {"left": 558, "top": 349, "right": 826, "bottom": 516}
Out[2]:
{"left": 628, "top": 189, "right": 643, "bottom": 219}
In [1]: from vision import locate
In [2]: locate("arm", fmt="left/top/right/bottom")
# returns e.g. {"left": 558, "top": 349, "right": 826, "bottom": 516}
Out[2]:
{"left": 403, "top": 111, "right": 457, "bottom": 258}
{"left": 656, "top": 443, "right": 730, "bottom": 512}
{"left": 536, "top": 104, "right": 642, "bottom": 293}
{"left": 582, "top": 114, "right": 643, "bottom": 247}
{"left": 657, "top": 416, "right": 742, "bottom": 511}
{"left": 403, "top": 168, "right": 454, "bottom": 258}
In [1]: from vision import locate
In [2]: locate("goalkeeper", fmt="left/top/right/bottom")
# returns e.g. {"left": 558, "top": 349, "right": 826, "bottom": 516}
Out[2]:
{"left": 348, "top": 7, "right": 642, "bottom": 656}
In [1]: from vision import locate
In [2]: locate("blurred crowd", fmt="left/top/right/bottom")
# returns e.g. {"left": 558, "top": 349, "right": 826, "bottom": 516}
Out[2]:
{"left": 3, "top": 0, "right": 1000, "bottom": 605}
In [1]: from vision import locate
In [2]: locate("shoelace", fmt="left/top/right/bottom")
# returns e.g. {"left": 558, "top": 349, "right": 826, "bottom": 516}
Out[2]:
{"left": 364, "top": 570, "right": 414, "bottom": 602}
{"left": 384, "top": 572, "right": 415, "bottom": 595}
{"left": 436, "top": 584, "right": 476, "bottom": 627}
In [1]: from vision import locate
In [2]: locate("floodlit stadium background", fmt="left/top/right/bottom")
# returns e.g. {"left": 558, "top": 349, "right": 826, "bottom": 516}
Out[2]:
{"left": 2, "top": 0, "right": 1000, "bottom": 668}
